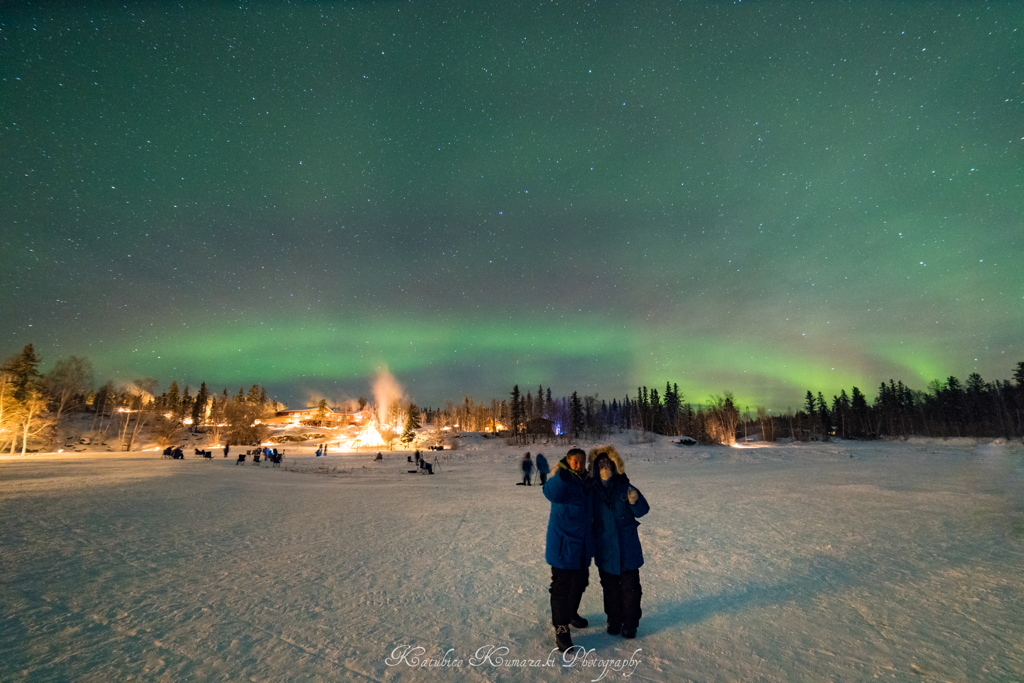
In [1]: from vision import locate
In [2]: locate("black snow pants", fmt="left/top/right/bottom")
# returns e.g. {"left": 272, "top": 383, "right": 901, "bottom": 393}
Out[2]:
{"left": 550, "top": 566, "right": 589, "bottom": 627}
{"left": 598, "top": 568, "right": 642, "bottom": 629}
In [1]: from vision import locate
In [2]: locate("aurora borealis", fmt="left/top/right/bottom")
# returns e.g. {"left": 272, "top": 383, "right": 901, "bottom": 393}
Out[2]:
{"left": 2, "top": 2, "right": 1021, "bottom": 411}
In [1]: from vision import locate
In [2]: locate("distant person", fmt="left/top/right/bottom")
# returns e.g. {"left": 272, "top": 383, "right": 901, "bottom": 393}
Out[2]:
{"left": 543, "top": 448, "right": 594, "bottom": 652}
{"left": 588, "top": 445, "right": 650, "bottom": 640}
{"left": 521, "top": 452, "right": 534, "bottom": 486}
{"left": 536, "top": 453, "right": 549, "bottom": 485}
{"left": 316, "top": 445, "right": 322, "bottom": 457}
{"left": 224, "top": 443, "right": 230, "bottom": 459}
{"left": 374, "top": 451, "right": 383, "bottom": 462}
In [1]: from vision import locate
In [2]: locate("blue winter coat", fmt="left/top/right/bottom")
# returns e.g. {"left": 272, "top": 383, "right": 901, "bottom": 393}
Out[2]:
{"left": 591, "top": 475, "right": 649, "bottom": 575}
{"left": 543, "top": 459, "right": 594, "bottom": 569}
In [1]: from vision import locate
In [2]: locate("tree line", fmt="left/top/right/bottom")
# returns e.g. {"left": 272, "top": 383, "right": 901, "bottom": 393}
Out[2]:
{"left": 500, "top": 361, "right": 1024, "bottom": 445}
{"left": 0, "top": 344, "right": 281, "bottom": 454}
{"left": 3, "top": 341, "right": 1022, "bottom": 453}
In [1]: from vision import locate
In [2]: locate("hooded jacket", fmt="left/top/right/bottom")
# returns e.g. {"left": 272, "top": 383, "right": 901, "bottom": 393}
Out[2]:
{"left": 543, "top": 455, "right": 595, "bottom": 569}
{"left": 588, "top": 445, "right": 650, "bottom": 575}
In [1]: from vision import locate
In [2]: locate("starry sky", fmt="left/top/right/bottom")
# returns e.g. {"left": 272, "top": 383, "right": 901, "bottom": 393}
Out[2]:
{"left": 2, "top": 1, "right": 1021, "bottom": 411}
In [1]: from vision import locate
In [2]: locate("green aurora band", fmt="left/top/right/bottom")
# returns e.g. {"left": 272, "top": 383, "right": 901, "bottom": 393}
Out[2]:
{"left": 1, "top": 1, "right": 1021, "bottom": 409}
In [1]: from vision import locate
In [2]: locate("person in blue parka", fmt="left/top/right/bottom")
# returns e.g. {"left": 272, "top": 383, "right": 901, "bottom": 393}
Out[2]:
{"left": 543, "top": 448, "right": 594, "bottom": 652}
{"left": 535, "top": 453, "right": 549, "bottom": 485}
{"left": 521, "top": 452, "right": 534, "bottom": 485}
{"left": 588, "top": 445, "right": 650, "bottom": 639}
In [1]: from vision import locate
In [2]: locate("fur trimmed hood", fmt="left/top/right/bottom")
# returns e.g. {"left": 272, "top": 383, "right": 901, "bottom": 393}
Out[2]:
{"left": 588, "top": 445, "right": 625, "bottom": 477}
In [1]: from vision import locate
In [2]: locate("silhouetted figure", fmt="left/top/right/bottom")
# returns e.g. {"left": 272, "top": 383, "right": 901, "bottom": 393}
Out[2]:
{"left": 536, "top": 453, "right": 549, "bottom": 485}
{"left": 522, "top": 452, "right": 534, "bottom": 485}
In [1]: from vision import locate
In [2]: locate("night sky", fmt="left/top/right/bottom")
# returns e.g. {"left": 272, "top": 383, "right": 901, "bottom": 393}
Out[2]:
{"left": 2, "top": 2, "right": 1021, "bottom": 411}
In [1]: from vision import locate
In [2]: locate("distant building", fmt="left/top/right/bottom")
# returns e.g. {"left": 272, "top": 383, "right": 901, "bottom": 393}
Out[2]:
{"left": 525, "top": 417, "right": 554, "bottom": 436}
{"left": 484, "top": 418, "right": 507, "bottom": 433}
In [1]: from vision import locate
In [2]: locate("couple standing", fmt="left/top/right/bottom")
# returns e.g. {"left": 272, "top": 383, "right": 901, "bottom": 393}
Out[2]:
{"left": 543, "top": 445, "right": 650, "bottom": 652}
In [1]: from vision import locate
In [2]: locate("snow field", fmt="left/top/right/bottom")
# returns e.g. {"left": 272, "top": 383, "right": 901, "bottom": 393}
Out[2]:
{"left": 1, "top": 437, "right": 1022, "bottom": 682}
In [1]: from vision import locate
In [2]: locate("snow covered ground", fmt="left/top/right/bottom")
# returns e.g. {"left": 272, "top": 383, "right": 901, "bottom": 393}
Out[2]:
{"left": 2, "top": 435, "right": 1023, "bottom": 682}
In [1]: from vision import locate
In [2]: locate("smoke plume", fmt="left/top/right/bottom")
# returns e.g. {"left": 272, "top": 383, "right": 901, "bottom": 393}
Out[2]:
{"left": 372, "top": 366, "right": 406, "bottom": 427}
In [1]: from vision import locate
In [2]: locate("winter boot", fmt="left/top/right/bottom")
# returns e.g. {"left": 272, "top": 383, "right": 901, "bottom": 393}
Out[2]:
{"left": 569, "top": 614, "right": 588, "bottom": 629}
{"left": 607, "top": 622, "right": 621, "bottom": 636}
{"left": 554, "top": 625, "right": 573, "bottom": 652}
{"left": 621, "top": 625, "right": 637, "bottom": 639}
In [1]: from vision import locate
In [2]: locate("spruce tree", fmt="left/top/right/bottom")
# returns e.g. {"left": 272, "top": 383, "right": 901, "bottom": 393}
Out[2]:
{"left": 192, "top": 382, "right": 209, "bottom": 429}
{"left": 401, "top": 403, "right": 421, "bottom": 443}
{"left": 510, "top": 385, "right": 523, "bottom": 442}
{"left": 166, "top": 381, "right": 181, "bottom": 416}
{"left": 816, "top": 392, "right": 830, "bottom": 439}
{"left": 804, "top": 390, "right": 817, "bottom": 439}
{"left": 2, "top": 344, "right": 43, "bottom": 402}
{"left": 851, "top": 386, "right": 868, "bottom": 437}
{"left": 569, "top": 392, "right": 584, "bottom": 438}
{"left": 180, "top": 385, "right": 193, "bottom": 421}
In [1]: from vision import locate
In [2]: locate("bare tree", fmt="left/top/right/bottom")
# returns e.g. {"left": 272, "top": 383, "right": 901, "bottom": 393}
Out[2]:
{"left": 16, "top": 388, "right": 53, "bottom": 456}
{"left": 208, "top": 391, "right": 227, "bottom": 446}
{"left": 44, "top": 356, "right": 94, "bottom": 428}
{"left": 704, "top": 393, "right": 739, "bottom": 445}
{"left": 1, "top": 371, "right": 21, "bottom": 453}
{"left": 120, "top": 379, "right": 158, "bottom": 451}
{"left": 757, "top": 407, "right": 777, "bottom": 442}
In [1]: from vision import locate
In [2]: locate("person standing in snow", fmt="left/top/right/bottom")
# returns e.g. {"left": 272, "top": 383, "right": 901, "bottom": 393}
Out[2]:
{"left": 536, "top": 453, "right": 549, "bottom": 485}
{"left": 522, "top": 452, "right": 534, "bottom": 485}
{"left": 588, "top": 445, "right": 650, "bottom": 639}
{"left": 543, "top": 448, "right": 594, "bottom": 652}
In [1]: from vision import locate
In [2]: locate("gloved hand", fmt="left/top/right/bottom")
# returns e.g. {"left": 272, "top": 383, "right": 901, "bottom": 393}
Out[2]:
{"left": 627, "top": 487, "right": 639, "bottom": 505}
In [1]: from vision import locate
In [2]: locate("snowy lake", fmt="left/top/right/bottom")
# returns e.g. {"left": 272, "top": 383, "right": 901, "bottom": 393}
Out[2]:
{"left": 2, "top": 436, "right": 1023, "bottom": 682}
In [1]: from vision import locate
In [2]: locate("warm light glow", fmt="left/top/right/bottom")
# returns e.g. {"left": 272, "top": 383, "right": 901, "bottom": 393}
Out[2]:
{"left": 352, "top": 419, "right": 386, "bottom": 448}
